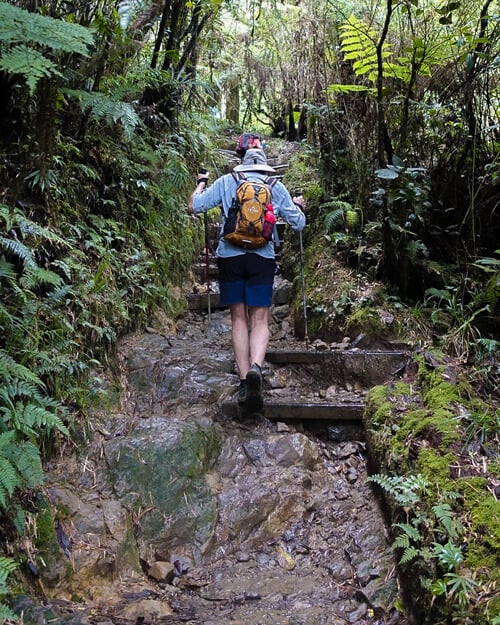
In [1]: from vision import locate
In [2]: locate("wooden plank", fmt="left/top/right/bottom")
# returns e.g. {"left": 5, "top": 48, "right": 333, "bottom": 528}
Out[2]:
{"left": 219, "top": 400, "right": 364, "bottom": 421}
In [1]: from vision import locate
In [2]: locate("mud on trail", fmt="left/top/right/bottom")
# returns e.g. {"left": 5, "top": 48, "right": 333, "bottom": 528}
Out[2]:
{"left": 18, "top": 293, "right": 410, "bottom": 625}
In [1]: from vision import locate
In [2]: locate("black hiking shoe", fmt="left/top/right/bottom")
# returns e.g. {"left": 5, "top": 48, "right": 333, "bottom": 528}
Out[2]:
{"left": 237, "top": 379, "right": 248, "bottom": 405}
{"left": 245, "top": 363, "right": 263, "bottom": 413}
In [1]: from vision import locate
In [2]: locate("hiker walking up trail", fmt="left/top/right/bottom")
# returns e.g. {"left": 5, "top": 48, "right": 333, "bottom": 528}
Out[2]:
{"left": 188, "top": 134, "right": 306, "bottom": 413}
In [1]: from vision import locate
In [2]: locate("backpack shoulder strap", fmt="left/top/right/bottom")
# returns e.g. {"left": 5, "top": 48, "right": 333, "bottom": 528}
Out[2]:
{"left": 265, "top": 176, "right": 278, "bottom": 188}
{"left": 231, "top": 171, "right": 246, "bottom": 183}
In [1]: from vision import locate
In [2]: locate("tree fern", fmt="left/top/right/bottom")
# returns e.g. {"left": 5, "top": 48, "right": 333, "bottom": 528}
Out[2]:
{"left": 0, "top": 1, "right": 94, "bottom": 93}
{"left": 0, "top": 45, "right": 62, "bottom": 95}
{"left": 329, "top": 14, "right": 437, "bottom": 95}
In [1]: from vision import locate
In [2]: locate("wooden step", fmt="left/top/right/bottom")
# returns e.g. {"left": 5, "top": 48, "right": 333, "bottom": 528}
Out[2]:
{"left": 219, "top": 398, "right": 364, "bottom": 421}
{"left": 266, "top": 349, "right": 407, "bottom": 387}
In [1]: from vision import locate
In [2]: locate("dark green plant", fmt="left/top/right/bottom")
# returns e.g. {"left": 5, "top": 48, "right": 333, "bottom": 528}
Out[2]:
{"left": 370, "top": 163, "right": 431, "bottom": 299}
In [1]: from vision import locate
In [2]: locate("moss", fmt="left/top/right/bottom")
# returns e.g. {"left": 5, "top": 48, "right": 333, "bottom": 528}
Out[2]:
{"left": 415, "top": 448, "right": 455, "bottom": 485}
{"left": 116, "top": 513, "right": 142, "bottom": 575}
{"left": 36, "top": 505, "right": 56, "bottom": 552}
{"left": 345, "top": 306, "right": 387, "bottom": 338}
{"left": 363, "top": 351, "right": 498, "bottom": 624}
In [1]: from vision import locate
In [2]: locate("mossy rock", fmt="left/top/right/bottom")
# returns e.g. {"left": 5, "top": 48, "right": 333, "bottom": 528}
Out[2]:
{"left": 363, "top": 352, "right": 499, "bottom": 624}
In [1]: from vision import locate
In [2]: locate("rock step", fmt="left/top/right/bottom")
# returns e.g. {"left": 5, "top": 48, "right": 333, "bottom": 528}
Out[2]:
{"left": 220, "top": 398, "right": 365, "bottom": 421}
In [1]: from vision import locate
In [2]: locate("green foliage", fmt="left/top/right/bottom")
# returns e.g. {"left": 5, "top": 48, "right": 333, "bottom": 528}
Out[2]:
{"left": 0, "top": 1, "right": 94, "bottom": 93}
{"left": 62, "top": 89, "right": 141, "bottom": 139}
{"left": 367, "top": 472, "right": 429, "bottom": 506}
{"left": 328, "top": 14, "right": 411, "bottom": 96}
{"left": 0, "top": 556, "right": 18, "bottom": 621}
{"left": 369, "top": 472, "right": 477, "bottom": 615}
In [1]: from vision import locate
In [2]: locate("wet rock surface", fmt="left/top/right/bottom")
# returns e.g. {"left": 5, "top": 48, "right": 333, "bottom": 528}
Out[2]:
{"left": 26, "top": 294, "right": 408, "bottom": 625}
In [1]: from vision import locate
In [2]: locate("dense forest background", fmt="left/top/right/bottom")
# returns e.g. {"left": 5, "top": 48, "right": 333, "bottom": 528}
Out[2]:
{"left": 0, "top": 0, "right": 498, "bottom": 622}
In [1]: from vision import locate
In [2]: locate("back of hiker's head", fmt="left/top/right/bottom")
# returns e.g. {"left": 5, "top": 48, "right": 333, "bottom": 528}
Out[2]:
{"left": 235, "top": 132, "right": 265, "bottom": 158}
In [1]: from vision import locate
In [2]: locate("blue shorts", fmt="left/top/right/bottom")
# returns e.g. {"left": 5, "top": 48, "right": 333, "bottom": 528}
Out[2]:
{"left": 218, "top": 254, "right": 276, "bottom": 307}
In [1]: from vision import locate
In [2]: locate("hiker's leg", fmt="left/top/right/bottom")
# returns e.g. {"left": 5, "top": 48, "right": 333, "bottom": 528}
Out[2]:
{"left": 247, "top": 306, "right": 269, "bottom": 367}
{"left": 230, "top": 303, "right": 251, "bottom": 378}
{"left": 244, "top": 254, "right": 274, "bottom": 368}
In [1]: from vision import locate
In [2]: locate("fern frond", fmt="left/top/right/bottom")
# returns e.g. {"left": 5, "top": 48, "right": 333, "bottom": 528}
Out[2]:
{"left": 3, "top": 401, "right": 68, "bottom": 437}
{"left": 62, "top": 89, "right": 140, "bottom": 138}
{"left": 0, "top": 432, "right": 44, "bottom": 508}
{"left": 0, "top": 255, "right": 16, "bottom": 280}
{"left": 324, "top": 208, "right": 345, "bottom": 233}
{"left": 0, "top": 350, "right": 43, "bottom": 387}
{"left": 15, "top": 215, "right": 70, "bottom": 248}
{"left": 0, "top": 2, "right": 94, "bottom": 54}
{"left": 19, "top": 266, "right": 63, "bottom": 290}
{"left": 399, "top": 546, "right": 420, "bottom": 564}
{"left": 0, "top": 457, "right": 18, "bottom": 508}
{"left": 0, "top": 45, "right": 60, "bottom": 95}
{"left": 392, "top": 534, "right": 410, "bottom": 549}
{"left": 0, "top": 604, "right": 18, "bottom": 621}
{"left": 0, "top": 237, "right": 38, "bottom": 270}
{"left": 13, "top": 440, "right": 44, "bottom": 487}
{"left": 367, "top": 473, "right": 429, "bottom": 505}
{"left": 432, "top": 503, "right": 461, "bottom": 540}
{"left": 394, "top": 522, "right": 422, "bottom": 542}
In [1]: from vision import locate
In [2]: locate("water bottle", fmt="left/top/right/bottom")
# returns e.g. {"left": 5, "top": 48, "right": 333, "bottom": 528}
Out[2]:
{"left": 262, "top": 203, "right": 276, "bottom": 241}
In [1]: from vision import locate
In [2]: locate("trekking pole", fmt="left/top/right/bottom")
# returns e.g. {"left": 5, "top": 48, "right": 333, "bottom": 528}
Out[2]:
{"left": 295, "top": 189, "right": 308, "bottom": 345}
{"left": 299, "top": 229, "right": 309, "bottom": 345}
{"left": 199, "top": 168, "right": 211, "bottom": 324}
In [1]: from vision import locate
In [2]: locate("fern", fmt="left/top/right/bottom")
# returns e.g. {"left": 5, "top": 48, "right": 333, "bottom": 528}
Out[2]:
{"left": 367, "top": 472, "right": 429, "bottom": 505}
{"left": 329, "top": 14, "right": 441, "bottom": 95}
{"left": 0, "top": 437, "right": 18, "bottom": 507}
{"left": 399, "top": 546, "right": 420, "bottom": 564}
{"left": 322, "top": 200, "right": 354, "bottom": 234}
{"left": 0, "top": 255, "right": 16, "bottom": 280}
{"left": 0, "top": 431, "right": 44, "bottom": 509}
{"left": 0, "top": 237, "right": 38, "bottom": 270}
{"left": 0, "top": 556, "right": 19, "bottom": 621}
{"left": 62, "top": 88, "right": 140, "bottom": 139}
{"left": 393, "top": 522, "right": 422, "bottom": 542}
{"left": 0, "top": 350, "right": 44, "bottom": 387}
{"left": 0, "top": 1, "right": 94, "bottom": 93}
{"left": 0, "top": 45, "right": 61, "bottom": 95}
{"left": 432, "top": 502, "right": 461, "bottom": 541}
{"left": 19, "top": 266, "right": 63, "bottom": 290}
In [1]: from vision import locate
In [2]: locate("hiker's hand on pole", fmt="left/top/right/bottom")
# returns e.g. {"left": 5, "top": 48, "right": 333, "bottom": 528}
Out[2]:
{"left": 188, "top": 169, "right": 209, "bottom": 215}
{"left": 293, "top": 193, "right": 305, "bottom": 210}
{"left": 197, "top": 168, "right": 209, "bottom": 188}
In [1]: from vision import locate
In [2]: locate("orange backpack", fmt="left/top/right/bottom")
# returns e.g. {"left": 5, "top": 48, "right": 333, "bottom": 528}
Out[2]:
{"left": 223, "top": 172, "right": 277, "bottom": 249}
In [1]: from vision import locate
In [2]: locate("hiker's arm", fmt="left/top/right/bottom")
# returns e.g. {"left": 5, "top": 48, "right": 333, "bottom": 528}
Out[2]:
{"left": 274, "top": 183, "right": 306, "bottom": 231}
{"left": 188, "top": 172, "right": 210, "bottom": 215}
{"left": 189, "top": 176, "right": 225, "bottom": 215}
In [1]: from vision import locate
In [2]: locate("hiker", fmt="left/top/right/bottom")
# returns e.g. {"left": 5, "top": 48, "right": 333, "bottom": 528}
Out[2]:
{"left": 188, "top": 135, "right": 306, "bottom": 412}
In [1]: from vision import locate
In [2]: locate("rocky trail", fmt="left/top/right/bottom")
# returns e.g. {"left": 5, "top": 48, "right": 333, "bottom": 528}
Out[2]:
{"left": 14, "top": 209, "right": 413, "bottom": 625}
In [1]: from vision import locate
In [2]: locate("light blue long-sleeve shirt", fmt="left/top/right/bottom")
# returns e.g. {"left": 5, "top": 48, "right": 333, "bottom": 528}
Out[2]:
{"left": 191, "top": 172, "right": 306, "bottom": 258}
